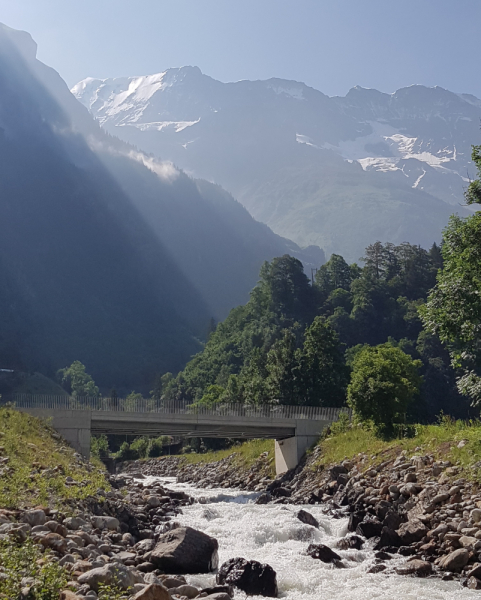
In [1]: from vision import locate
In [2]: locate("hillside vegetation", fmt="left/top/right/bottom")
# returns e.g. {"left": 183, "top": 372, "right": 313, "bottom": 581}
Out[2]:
{"left": 0, "top": 408, "right": 108, "bottom": 509}
{"left": 160, "top": 242, "right": 466, "bottom": 423}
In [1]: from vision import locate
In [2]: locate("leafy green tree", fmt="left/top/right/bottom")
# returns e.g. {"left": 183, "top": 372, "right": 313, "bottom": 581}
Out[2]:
{"left": 195, "top": 385, "right": 226, "bottom": 408}
{"left": 124, "top": 391, "right": 144, "bottom": 410}
{"left": 299, "top": 317, "right": 349, "bottom": 406}
{"left": 465, "top": 145, "right": 481, "bottom": 205}
{"left": 421, "top": 213, "right": 481, "bottom": 404}
{"left": 347, "top": 344, "right": 422, "bottom": 437}
{"left": 57, "top": 360, "right": 99, "bottom": 397}
{"left": 265, "top": 329, "right": 302, "bottom": 404}
{"left": 420, "top": 143, "right": 481, "bottom": 405}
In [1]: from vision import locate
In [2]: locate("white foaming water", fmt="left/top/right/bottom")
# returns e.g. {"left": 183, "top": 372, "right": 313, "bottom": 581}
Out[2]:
{"left": 139, "top": 476, "right": 477, "bottom": 600}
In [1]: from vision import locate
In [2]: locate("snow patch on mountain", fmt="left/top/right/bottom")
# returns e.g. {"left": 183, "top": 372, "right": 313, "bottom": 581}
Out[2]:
{"left": 321, "top": 121, "right": 460, "bottom": 182}
{"left": 124, "top": 119, "right": 201, "bottom": 133}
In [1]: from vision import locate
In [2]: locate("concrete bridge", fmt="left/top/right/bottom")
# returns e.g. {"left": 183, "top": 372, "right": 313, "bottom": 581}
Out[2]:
{"left": 7, "top": 396, "right": 347, "bottom": 474}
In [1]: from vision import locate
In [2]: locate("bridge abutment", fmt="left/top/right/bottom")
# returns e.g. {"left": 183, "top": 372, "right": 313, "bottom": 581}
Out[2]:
{"left": 19, "top": 408, "right": 92, "bottom": 459}
{"left": 274, "top": 419, "right": 330, "bottom": 475}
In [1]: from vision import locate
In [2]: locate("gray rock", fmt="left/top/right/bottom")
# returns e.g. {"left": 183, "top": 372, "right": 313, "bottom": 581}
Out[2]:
{"left": 169, "top": 584, "right": 200, "bottom": 599}
{"left": 77, "top": 564, "right": 141, "bottom": 591}
{"left": 64, "top": 517, "right": 87, "bottom": 530}
{"left": 396, "top": 559, "right": 432, "bottom": 577}
{"left": 91, "top": 516, "right": 120, "bottom": 531}
{"left": 438, "top": 548, "right": 470, "bottom": 572}
{"left": 397, "top": 519, "right": 428, "bottom": 545}
{"left": 151, "top": 527, "right": 218, "bottom": 574}
{"left": 132, "top": 583, "right": 170, "bottom": 600}
{"left": 20, "top": 510, "right": 46, "bottom": 527}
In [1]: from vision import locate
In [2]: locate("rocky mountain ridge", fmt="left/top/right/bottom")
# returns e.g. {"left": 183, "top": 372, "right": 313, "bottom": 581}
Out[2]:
{"left": 73, "top": 67, "right": 477, "bottom": 261}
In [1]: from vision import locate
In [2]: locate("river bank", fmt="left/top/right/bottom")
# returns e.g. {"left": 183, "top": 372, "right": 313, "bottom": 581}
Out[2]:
{"left": 121, "top": 420, "right": 481, "bottom": 592}
{"left": 5, "top": 408, "right": 481, "bottom": 597}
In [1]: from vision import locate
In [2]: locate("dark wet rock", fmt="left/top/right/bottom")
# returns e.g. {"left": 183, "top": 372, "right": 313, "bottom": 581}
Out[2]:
{"left": 217, "top": 557, "right": 278, "bottom": 597}
{"left": 297, "top": 509, "right": 319, "bottom": 528}
{"left": 383, "top": 510, "right": 403, "bottom": 531}
{"left": 374, "top": 551, "right": 393, "bottom": 561}
{"left": 367, "top": 564, "right": 387, "bottom": 574}
{"left": 337, "top": 535, "right": 364, "bottom": 550}
{"left": 255, "top": 493, "right": 272, "bottom": 505}
{"left": 375, "top": 527, "right": 402, "bottom": 549}
{"left": 201, "top": 585, "right": 234, "bottom": 598}
{"left": 374, "top": 501, "right": 392, "bottom": 521}
{"left": 356, "top": 515, "right": 383, "bottom": 539}
{"left": 151, "top": 526, "right": 219, "bottom": 574}
{"left": 272, "top": 487, "right": 291, "bottom": 498}
{"left": 348, "top": 511, "right": 365, "bottom": 532}
{"left": 306, "top": 543, "right": 341, "bottom": 563}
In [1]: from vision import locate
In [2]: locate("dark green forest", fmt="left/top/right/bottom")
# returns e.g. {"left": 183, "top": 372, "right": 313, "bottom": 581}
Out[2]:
{"left": 158, "top": 240, "right": 470, "bottom": 422}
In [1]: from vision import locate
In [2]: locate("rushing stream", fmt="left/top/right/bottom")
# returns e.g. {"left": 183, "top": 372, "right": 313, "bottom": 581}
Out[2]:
{"left": 139, "top": 475, "right": 479, "bottom": 600}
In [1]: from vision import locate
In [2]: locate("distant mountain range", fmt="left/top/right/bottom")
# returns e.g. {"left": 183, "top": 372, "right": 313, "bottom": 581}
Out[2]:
{"left": 0, "top": 24, "right": 322, "bottom": 391}
{"left": 73, "top": 67, "right": 478, "bottom": 261}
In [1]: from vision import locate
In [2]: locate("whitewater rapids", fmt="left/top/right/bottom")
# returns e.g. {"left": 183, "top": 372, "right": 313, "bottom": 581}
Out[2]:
{"left": 139, "top": 476, "right": 479, "bottom": 600}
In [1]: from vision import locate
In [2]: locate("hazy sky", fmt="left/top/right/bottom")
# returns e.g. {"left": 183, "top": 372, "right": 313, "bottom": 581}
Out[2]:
{"left": 1, "top": 0, "right": 480, "bottom": 97}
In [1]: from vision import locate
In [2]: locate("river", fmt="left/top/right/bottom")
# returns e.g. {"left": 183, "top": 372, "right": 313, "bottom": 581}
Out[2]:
{"left": 139, "top": 475, "right": 479, "bottom": 600}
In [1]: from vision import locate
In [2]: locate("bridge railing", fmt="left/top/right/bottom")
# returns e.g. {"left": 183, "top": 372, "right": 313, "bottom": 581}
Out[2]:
{"left": 2, "top": 394, "right": 350, "bottom": 422}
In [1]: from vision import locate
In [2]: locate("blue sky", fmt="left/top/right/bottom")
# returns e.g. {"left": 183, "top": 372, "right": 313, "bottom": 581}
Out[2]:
{"left": 1, "top": 0, "right": 480, "bottom": 96}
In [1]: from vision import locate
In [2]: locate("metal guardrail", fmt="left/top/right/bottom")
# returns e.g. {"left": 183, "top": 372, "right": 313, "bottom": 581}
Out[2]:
{"left": 3, "top": 394, "right": 350, "bottom": 422}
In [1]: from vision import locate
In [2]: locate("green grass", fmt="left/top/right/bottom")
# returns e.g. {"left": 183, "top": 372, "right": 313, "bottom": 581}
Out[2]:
{"left": 0, "top": 407, "right": 109, "bottom": 509}
{"left": 169, "top": 439, "right": 276, "bottom": 478}
{"left": 313, "top": 416, "right": 481, "bottom": 482}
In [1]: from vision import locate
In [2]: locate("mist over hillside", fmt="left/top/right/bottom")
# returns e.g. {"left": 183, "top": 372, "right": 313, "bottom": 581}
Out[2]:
{"left": 74, "top": 68, "right": 475, "bottom": 261}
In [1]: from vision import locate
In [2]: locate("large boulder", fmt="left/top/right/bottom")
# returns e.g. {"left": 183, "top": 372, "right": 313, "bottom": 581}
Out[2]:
{"left": 356, "top": 515, "right": 383, "bottom": 539}
{"left": 217, "top": 558, "right": 277, "bottom": 597}
{"left": 297, "top": 510, "right": 319, "bottom": 528}
{"left": 77, "top": 564, "right": 142, "bottom": 591}
{"left": 396, "top": 520, "right": 428, "bottom": 545}
{"left": 151, "top": 527, "right": 218, "bottom": 574}
{"left": 375, "top": 527, "right": 402, "bottom": 549}
{"left": 438, "top": 548, "right": 470, "bottom": 572}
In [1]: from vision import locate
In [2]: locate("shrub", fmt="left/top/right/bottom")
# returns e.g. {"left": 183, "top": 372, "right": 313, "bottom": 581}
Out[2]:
{"left": 347, "top": 343, "right": 422, "bottom": 438}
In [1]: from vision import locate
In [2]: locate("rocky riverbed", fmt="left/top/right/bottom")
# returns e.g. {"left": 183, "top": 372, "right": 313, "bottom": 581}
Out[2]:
{"left": 122, "top": 445, "right": 481, "bottom": 592}
{"left": 6, "top": 443, "right": 481, "bottom": 599}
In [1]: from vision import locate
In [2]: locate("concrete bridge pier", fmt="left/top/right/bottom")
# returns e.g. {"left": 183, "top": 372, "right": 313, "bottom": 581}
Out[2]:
{"left": 274, "top": 419, "right": 330, "bottom": 475}
{"left": 18, "top": 408, "right": 92, "bottom": 459}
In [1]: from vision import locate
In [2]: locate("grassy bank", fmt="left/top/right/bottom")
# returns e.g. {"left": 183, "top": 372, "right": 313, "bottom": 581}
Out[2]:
{"left": 173, "top": 439, "right": 276, "bottom": 477}
{"left": 313, "top": 417, "right": 481, "bottom": 481}
{"left": 0, "top": 407, "right": 108, "bottom": 509}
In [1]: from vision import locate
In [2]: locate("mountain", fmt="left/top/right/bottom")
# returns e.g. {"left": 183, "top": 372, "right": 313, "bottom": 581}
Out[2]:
{"left": 0, "top": 24, "right": 323, "bottom": 391}
{"left": 73, "top": 68, "right": 476, "bottom": 261}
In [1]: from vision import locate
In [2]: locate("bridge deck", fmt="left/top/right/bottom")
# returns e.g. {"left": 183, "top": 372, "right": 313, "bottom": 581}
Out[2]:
{"left": 90, "top": 411, "right": 298, "bottom": 439}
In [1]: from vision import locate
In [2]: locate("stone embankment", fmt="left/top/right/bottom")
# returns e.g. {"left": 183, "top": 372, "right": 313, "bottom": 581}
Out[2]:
{"left": 127, "top": 447, "right": 481, "bottom": 590}
{"left": 2, "top": 472, "right": 277, "bottom": 599}
{"left": 121, "top": 452, "right": 274, "bottom": 493}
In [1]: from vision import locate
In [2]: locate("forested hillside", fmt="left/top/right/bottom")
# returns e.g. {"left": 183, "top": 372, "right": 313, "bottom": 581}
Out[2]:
{"left": 161, "top": 242, "right": 468, "bottom": 422}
